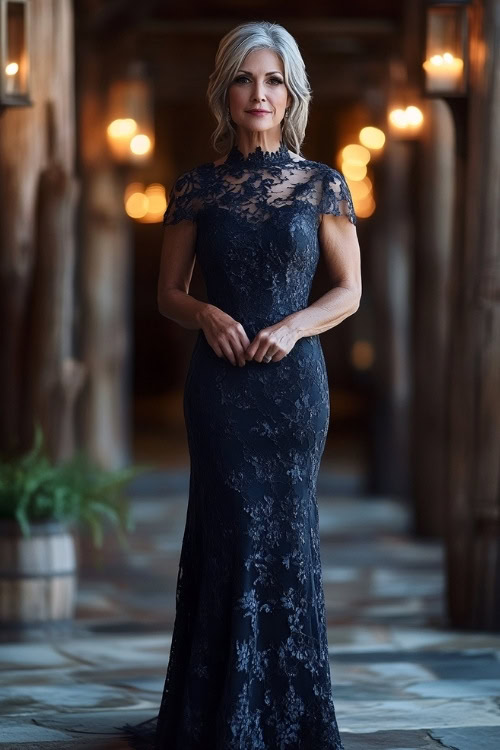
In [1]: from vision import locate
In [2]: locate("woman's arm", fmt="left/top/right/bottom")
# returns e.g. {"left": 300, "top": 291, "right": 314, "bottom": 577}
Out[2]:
{"left": 284, "top": 212, "right": 362, "bottom": 337}
{"left": 157, "top": 222, "right": 251, "bottom": 366}
{"left": 157, "top": 221, "right": 207, "bottom": 329}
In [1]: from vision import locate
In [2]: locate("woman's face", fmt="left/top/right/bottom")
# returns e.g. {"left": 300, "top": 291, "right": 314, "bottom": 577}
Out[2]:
{"left": 227, "top": 48, "right": 291, "bottom": 137}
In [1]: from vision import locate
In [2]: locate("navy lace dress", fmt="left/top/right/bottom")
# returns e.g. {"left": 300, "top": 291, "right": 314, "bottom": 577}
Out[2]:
{"left": 119, "top": 140, "right": 356, "bottom": 749}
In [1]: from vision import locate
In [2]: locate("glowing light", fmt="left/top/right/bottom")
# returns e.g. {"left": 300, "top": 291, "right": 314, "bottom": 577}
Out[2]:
{"left": 355, "top": 194, "right": 376, "bottom": 218}
{"left": 130, "top": 134, "right": 151, "bottom": 155}
{"left": 124, "top": 183, "right": 167, "bottom": 222}
{"left": 125, "top": 191, "right": 148, "bottom": 219}
{"left": 124, "top": 182, "right": 144, "bottom": 202}
{"left": 107, "top": 118, "right": 137, "bottom": 138}
{"left": 341, "top": 161, "right": 367, "bottom": 181}
{"left": 5, "top": 62, "right": 19, "bottom": 76}
{"left": 342, "top": 143, "right": 371, "bottom": 166}
{"left": 423, "top": 52, "right": 464, "bottom": 92}
{"left": 347, "top": 176, "right": 372, "bottom": 201}
{"left": 144, "top": 184, "right": 167, "bottom": 215}
{"left": 388, "top": 105, "right": 423, "bottom": 131}
{"left": 359, "top": 126, "right": 385, "bottom": 150}
{"left": 405, "top": 106, "right": 424, "bottom": 126}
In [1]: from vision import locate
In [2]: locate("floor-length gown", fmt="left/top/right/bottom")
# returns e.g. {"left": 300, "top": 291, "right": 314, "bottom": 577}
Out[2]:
{"left": 119, "top": 139, "right": 356, "bottom": 749}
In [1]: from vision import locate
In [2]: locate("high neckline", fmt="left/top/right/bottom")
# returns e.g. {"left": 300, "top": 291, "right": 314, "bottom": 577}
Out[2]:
{"left": 223, "top": 140, "right": 291, "bottom": 168}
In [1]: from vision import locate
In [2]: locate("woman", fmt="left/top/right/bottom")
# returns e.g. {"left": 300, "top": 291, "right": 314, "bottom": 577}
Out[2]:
{"left": 121, "top": 19, "right": 360, "bottom": 750}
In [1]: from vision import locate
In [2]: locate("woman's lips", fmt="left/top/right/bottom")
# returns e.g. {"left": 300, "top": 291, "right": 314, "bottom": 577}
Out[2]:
{"left": 247, "top": 110, "right": 271, "bottom": 116}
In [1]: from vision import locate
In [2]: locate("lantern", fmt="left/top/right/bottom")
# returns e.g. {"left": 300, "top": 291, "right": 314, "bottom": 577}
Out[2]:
{"left": 423, "top": 1, "right": 471, "bottom": 96}
{"left": 0, "top": 0, "right": 31, "bottom": 107}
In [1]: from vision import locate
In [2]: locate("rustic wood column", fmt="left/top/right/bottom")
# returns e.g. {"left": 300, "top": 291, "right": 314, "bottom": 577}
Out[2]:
{"left": 75, "top": 28, "right": 132, "bottom": 469}
{"left": 0, "top": 0, "right": 78, "bottom": 458}
{"left": 369, "top": 138, "right": 413, "bottom": 498}
{"left": 446, "top": 0, "right": 500, "bottom": 629}
{"left": 412, "top": 100, "right": 456, "bottom": 537}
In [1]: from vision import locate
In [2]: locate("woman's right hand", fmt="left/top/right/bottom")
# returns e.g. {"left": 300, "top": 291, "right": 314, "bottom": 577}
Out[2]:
{"left": 198, "top": 304, "right": 251, "bottom": 367}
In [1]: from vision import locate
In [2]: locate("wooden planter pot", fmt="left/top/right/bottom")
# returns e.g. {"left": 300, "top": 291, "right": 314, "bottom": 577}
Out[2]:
{"left": 0, "top": 520, "right": 77, "bottom": 625}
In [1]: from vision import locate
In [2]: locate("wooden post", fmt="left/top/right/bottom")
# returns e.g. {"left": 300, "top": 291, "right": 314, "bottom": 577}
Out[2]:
{"left": 446, "top": 0, "right": 500, "bottom": 629}
{"left": 412, "top": 100, "right": 456, "bottom": 537}
{"left": 0, "top": 0, "right": 77, "bottom": 458}
{"left": 75, "top": 26, "right": 132, "bottom": 470}
{"left": 369, "top": 138, "right": 413, "bottom": 498}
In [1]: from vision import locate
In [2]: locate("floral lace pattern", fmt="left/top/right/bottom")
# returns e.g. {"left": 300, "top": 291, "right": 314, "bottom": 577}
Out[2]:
{"left": 120, "top": 141, "right": 353, "bottom": 749}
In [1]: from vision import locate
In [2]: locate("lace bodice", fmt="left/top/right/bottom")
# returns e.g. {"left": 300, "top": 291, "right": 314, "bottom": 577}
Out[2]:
{"left": 163, "top": 139, "right": 356, "bottom": 229}
{"left": 162, "top": 140, "right": 356, "bottom": 341}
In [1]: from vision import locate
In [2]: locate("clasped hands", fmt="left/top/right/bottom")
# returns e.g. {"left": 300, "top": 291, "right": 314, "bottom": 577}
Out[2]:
{"left": 201, "top": 306, "right": 300, "bottom": 367}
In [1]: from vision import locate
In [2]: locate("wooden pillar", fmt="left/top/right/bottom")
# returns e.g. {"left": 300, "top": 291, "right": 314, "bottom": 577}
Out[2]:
{"left": 446, "top": 0, "right": 500, "bottom": 629}
{"left": 0, "top": 0, "right": 78, "bottom": 458}
{"left": 412, "top": 100, "right": 456, "bottom": 536}
{"left": 75, "top": 22, "right": 132, "bottom": 469}
{"left": 369, "top": 138, "right": 413, "bottom": 498}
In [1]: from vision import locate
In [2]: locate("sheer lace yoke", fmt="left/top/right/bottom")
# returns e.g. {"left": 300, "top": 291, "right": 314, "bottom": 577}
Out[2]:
{"left": 163, "top": 139, "right": 357, "bottom": 227}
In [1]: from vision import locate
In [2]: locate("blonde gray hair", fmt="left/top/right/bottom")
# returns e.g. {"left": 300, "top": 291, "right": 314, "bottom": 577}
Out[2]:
{"left": 206, "top": 21, "right": 312, "bottom": 156}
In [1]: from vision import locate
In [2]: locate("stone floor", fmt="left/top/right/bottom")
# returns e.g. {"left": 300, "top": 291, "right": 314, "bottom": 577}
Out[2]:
{"left": 1, "top": 467, "right": 500, "bottom": 749}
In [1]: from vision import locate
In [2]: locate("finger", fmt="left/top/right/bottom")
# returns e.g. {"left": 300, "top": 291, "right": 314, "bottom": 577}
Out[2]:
{"left": 246, "top": 332, "right": 269, "bottom": 361}
{"left": 227, "top": 334, "right": 248, "bottom": 367}
{"left": 254, "top": 335, "right": 274, "bottom": 362}
{"left": 220, "top": 339, "right": 237, "bottom": 366}
{"left": 236, "top": 324, "right": 251, "bottom": 351}
{"left": 230, "top": 329, "right": 248, "bottom": 367}
{"left": 233, "top": 340, "right": 247, "bottom": 367}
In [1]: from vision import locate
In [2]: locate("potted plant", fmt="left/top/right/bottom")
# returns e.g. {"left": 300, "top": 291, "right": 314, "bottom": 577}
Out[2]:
{"left": 0, "top": 422, "right": 150, "bottom": 625}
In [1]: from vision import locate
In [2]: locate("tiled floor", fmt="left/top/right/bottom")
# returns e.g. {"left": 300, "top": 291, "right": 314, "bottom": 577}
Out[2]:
{"left": 1, "top": 468, "right": 500, "bottom": 749}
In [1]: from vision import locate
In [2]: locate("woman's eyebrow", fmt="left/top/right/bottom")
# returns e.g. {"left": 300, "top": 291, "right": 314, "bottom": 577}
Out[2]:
{"left": 237, "top": 70, "right": 283, "bottom": 76}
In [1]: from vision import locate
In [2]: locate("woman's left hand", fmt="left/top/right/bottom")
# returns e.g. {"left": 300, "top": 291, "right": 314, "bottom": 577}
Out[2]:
{"left": 244, "top": 320, "right": 300, "bottom": 363}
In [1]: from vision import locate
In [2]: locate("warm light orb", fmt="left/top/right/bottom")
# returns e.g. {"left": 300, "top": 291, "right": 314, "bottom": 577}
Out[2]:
{"left": 124, "top": 183, "right": 167, "bottom": 222}
{"left": 144, "top": 184, "right": 167, "bottom": 215}
{"left": 354, "top": 194, "right": 376, "bottom": 219}
{"left": 125, "top": 191, "right": 148, "bottom": 219}
{"left": 359, "top": 126, "right": 385, "bottom": 150}
{"left": 405, "top": 106, "right": 424, "bottom": 126}
{"left": 341, "top": 161, "right": 367, "bottom": 181}
{"left": 130, "top": 134, "right": 151, "bottom": 155}
{"left": 107, "top": 118, "right": 137, "bottom": 139}
{"left": 342, "top": 143, "right": 371, "bottom": 166}
{"left": 423, "top": 51, "right": 463, "bottom": 73}
{"left": 5, "top": 62, "right": 19, "bottom": 76}
{"left": 124, "top": 182, "right": 144, "bottom": 202}
{"left": 347, "top": 176, "right": 372, "bottom": 201}
{"left": 388, "top": 105, "right": 423, "bottom": 131}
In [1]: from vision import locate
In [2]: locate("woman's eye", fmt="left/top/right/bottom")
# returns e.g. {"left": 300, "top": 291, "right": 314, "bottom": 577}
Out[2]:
{"left": 233, "top": 76, "right": 283, "bottom": 85}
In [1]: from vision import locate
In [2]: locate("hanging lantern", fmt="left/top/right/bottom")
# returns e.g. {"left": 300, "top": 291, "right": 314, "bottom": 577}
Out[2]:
{"left": 0, "top": 0, "right": 31, "bottom": 107}
{"left": 423, "top": 1, "right": 471, "bottom": 96}
{"left": 106, "top": 61, "right": 155, "bottom": 165}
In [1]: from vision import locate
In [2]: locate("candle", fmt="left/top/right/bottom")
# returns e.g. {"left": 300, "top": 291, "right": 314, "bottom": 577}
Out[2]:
{"left": 423, "top": 52, "right": 464, "bottom": 93}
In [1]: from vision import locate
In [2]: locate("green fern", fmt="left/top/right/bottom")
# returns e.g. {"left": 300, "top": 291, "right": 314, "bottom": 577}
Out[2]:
{"left": 0, "top": 422, "right": 153, "bottom": 549}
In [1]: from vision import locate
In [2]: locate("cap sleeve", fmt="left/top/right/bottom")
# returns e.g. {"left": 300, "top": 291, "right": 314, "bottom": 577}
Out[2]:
{"left": 319, "top": 167, "right": 357, "bottom": 226}
{"left": 163, "top": 169, "right": 202, "bottom": 226}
